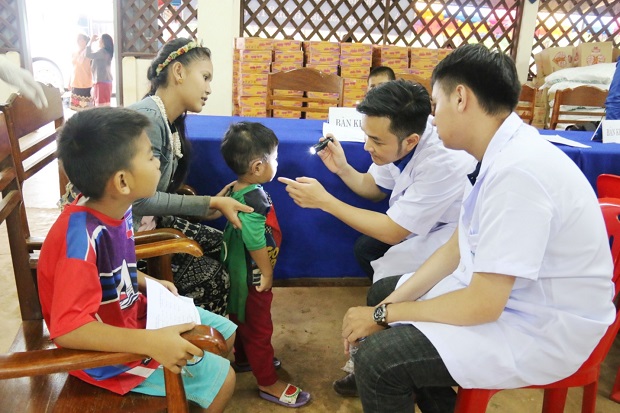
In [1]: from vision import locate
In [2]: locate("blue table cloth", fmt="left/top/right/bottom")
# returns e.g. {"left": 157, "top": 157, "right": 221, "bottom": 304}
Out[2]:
{"left": 538, "top": 129, "right": 620, "bottom": 191}
{"left": 186, "top": 115, "right": 620, "bottom": 280}
{"left": 186, "top": 115, "right": 387, "bottom": 279}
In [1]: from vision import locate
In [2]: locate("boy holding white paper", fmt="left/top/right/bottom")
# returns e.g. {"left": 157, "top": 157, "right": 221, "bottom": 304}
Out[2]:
{"left": 38, "top": 107, "right": 236, "bottom": 412}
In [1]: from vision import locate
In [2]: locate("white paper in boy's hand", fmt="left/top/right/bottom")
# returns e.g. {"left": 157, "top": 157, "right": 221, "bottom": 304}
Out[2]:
{"left": 145, "top": 277, "right": 200, "bottom": 329}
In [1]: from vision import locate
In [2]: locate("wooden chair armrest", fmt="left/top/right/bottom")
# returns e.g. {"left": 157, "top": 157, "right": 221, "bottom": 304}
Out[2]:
{"left": 135, "top": 238, "right": 203, "bottom": 260}
{"left": 177, "top": 184, "right": 197, "bottom": 196}
{"left": 26, "top": 236, "right": 45, "bottom": 251}
{"left": 0, "top": 325, "right": 226, "bottom": 380}
{"left": 134, "top": 228, "right": 186, "bottom": 245}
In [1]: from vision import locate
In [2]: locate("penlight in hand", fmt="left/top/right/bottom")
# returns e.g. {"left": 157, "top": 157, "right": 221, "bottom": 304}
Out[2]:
{"left": 309, "top": 137, "right": 333, "bottom": 155}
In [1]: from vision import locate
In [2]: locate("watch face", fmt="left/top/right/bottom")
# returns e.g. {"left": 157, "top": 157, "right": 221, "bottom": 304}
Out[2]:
{"left": 373, "top": 305, "right": 386, "bottom": 323}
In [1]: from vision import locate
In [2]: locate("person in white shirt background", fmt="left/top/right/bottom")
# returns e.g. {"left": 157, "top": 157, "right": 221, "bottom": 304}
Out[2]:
{"left": 340, "top": 43, "right": 615, "bottom": 413}
{"left": 366, "top": 65, "right": 395, "bottom": 92}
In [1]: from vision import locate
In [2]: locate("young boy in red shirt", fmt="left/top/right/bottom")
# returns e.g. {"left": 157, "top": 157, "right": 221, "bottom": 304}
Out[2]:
{"left": 38, "top": 107, "right": 237, "bottom": 412}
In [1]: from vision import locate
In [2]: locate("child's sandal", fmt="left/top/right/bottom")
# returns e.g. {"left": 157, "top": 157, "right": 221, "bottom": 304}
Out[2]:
{"left": 259, "top": 383, "right": 311, "bottom": 408}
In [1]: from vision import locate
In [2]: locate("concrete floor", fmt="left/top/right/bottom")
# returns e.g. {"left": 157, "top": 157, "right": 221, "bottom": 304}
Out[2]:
{"left": 1, "top": 162, "right": 619, "bottom": 412}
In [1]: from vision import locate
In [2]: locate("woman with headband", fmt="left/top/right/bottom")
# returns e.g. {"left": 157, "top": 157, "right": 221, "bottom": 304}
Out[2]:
{"left": 129, "top": 38, "right": 253, "bottom": 316}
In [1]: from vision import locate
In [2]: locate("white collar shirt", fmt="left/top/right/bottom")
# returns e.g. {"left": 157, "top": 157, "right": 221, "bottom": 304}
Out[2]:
{"left": 368, "top": 115, "right": 476, "bottom": 237}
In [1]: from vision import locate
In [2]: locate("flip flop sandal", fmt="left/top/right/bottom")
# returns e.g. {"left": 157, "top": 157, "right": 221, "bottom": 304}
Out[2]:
{"left": 259, "top": 384, "right": 311, "bottom": 408}
{"left": 231, "top": 357, "right": 281, "bottom": 373}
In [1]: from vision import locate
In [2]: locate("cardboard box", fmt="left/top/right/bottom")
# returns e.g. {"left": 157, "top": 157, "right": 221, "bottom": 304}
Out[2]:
{"left": 409, "top": 47, "right": 438, "bottom": 60}
{"left": 238, "top": 73, "right": 269, "bottom": 87}
{"left": 237, "top": 84, "right": 267, "bottom": 97}
{"left": 340, "top": 42, "right": 373, "bottom": 56}
{"left": 273, "top": 90, "right": 304, "bottom": 97}
{"left": 273, "top": 110, "right": 301, "bottom": 118}
{"left": 344, "top": 78, "right": 368, "bottom": 90}
{"left": 436, "top": 48, "right": 452, "bottom": 60}
{"left": 307, "top": 91, "right": 339, "bottom": 100}
{"left": 236, "top": 49, "right": 273, "bottom": 63}
{"left": 238, "top": 107, "right": 267, "bottom": 117}
{"left": 378, "top": 45, "right": 409, "bottom": 59}
{"left": 238, "top": 96, "right": 266, "bottom": 107}
{"left": 340, "top": 54, "right": 372, "bottom": 66}
{"left": 343, "top": 97, "right": 362, "bottom": 108}
{"left": 273, "top": 51, "right": 304, "bottom": 64}
{"left": 236, "top": 61, "right": 271, "bottom": 73}
{"left": 572, "top": 42, "right": 613, "bottom": 66}
{"left": 272, "top": 99, "right": 302, "bottom": 107}
{"left": 343, "top": 88, "right": 366, "bottom": 101}
{"left": 305, "top": 111, "right": 329, "bottom": 120}
{"left": 305, "top": 64, "right": 338, "bottom": 75}
{"left": 379, "top": 58, "right": 408, "bottom": 70}
{"left": 303, "top": 41, "right": 340, "bottom": 54}
{"left": 614, "top": 48, "right": 620, "bottom": 62}
{"left": 235, "top": 37, "right": 273, "bottom": 50}
{"left": 272, "top": 39, "right": 302, "bottom": 51}
{"left": 305, "top": 52, "right": 340, "bottom": 65}
{"left": 538, "top": 47, "right": 574, "bottom": 75}
{"left": 271, "top": 62, "right": 302, "bottom": 72}
{"left": 340, "top": 65, "right": 369, "bottom": 79}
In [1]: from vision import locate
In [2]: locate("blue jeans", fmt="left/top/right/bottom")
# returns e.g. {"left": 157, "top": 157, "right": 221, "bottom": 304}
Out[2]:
{"left": 354, "top": 234, "right": 392, "bottom": 279}
{"left": 355, "top": 276, "right": 457, "bottom": 413}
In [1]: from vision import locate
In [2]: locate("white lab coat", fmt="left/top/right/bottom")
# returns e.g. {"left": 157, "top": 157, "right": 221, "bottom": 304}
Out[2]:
{"left": 395, "top": 113, "right": 615, "bottom": 388}
{"left": 368, "top": 116, "right": 476, "bottom": 282}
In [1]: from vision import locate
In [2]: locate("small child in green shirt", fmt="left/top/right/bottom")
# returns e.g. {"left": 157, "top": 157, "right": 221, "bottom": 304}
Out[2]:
{"left": 220, "top": 121, "right": 310, "bottom": 408}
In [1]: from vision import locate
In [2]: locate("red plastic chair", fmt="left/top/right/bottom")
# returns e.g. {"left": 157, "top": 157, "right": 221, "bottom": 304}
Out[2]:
{"left": 454, "top": 200, "right": 620, "bottom": 413}
{"left": 601, "top": 198, "right": 620, "bottom": 404}
{"left": 597, "top": 174, "right": 620, "bottom": 199}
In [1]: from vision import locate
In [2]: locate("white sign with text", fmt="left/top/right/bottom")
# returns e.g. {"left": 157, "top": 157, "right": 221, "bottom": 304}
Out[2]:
{"left": 602, "top": 119, "right": 620, "bottom": 144}
{"left": 323, "top": 107, "right": 365, "bottom": 142}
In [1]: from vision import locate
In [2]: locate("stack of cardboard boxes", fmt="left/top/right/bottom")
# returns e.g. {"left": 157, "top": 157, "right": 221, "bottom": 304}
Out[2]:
{"left": 372, "top": 45, "right": 409, "bottom": 72}
{"left": 340, "top": 42, "right": 372, "bottom": 108}
{"left": 233, "top": 37, "right": 273, "bottom": 117}
{"left": 534, "top": 41, "right": 616, "bottom": 128}
{"left": 534, "top": 41, "right": 614, "bottom": 85}
{"left": 407, "top": 47, "right": 451, "bottom": 79}
{"left": 231, "top": 37, "right": 462, "bottom": 118}
{"left": 303, "top": 41, "right": 341, "bottom": 120}
{"left": 271, "top": 40, "right": 304, "bottom": 118}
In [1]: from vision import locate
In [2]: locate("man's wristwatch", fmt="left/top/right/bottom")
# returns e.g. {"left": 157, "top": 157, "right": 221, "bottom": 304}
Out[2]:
{"left": 373, "top": 303, "right": 391, "bottom": 328}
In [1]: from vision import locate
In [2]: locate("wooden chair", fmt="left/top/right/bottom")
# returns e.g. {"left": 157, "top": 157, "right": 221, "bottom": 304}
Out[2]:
{"left": 517, "top": 84, "right": 536, "bottom": 125}
{"left": 266, "top": 67, "right": 344, "bottom": 118}
{"left": 549, "top": 86, "right": 608, "bottom": 130}
{"left": 0, "top": 112, "right": 227, "bottom": 413}
{"left": 454, "top": 199, "right": 620, "bottom": 413}
{"left": 0, "top": 82, "right": 67, "bottom": 196}
{"left": 597, "top": 174, "right": 620, "bottom": 199}
{"left": 397, "top": 73, "right": 432, "bottom": 94}
{"left": 0, "top": 82, "right": 66, "bottom": 259}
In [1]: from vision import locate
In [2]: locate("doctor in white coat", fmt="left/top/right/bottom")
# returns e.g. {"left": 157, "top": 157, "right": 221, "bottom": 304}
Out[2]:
{"left": 279, "top": 79, "right": 475, "bottom": 283}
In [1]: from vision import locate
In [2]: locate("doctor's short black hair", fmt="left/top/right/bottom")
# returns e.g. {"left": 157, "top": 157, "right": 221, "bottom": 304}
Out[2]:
{"left": 432, "top": 43, "right": 521, "bottom": 115}
{"left": 356, "top": 79, "right": 431, "bottom": 142}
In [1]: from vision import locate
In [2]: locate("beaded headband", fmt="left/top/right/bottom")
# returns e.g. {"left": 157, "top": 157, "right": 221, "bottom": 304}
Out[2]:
{"left": 155, "top": 40, "right": 199, "bottom": 76}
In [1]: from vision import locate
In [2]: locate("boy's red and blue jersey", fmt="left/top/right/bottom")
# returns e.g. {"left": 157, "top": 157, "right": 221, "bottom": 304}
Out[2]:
{"left": 38, "top": 198, "right": 159, "bottom": 394}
